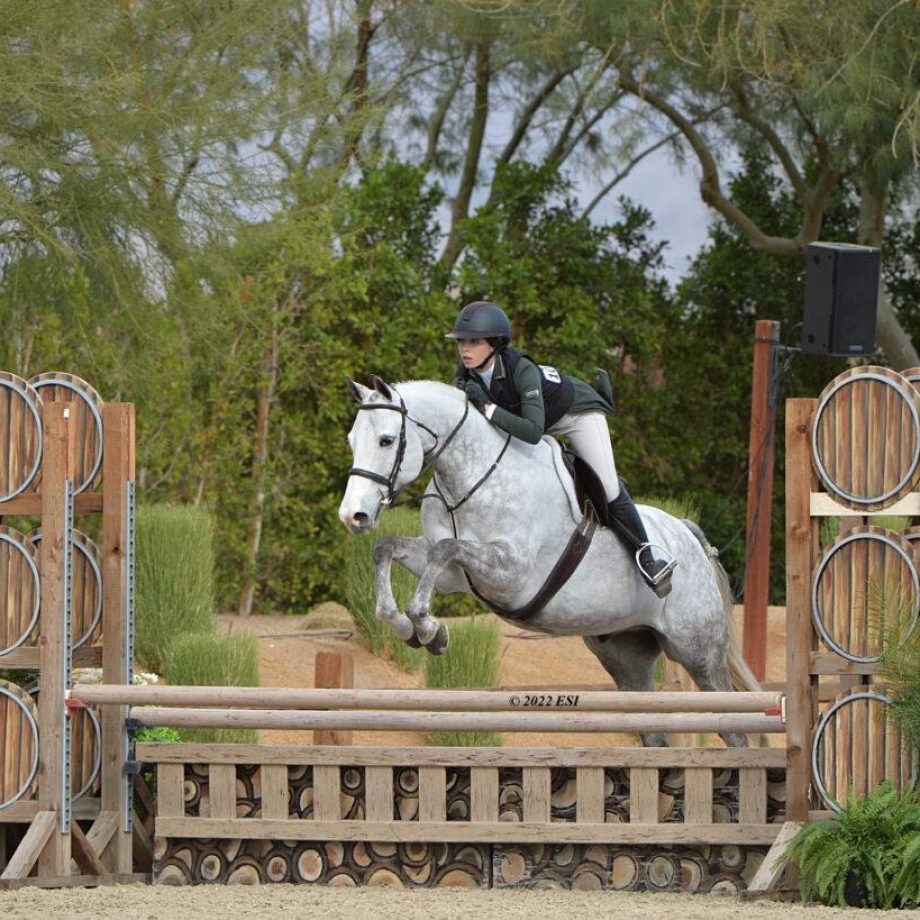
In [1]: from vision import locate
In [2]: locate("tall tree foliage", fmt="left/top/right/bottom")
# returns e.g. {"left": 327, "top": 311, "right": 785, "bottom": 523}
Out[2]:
{"left": 458, "top": 0, "right": 920, "bottom": 366}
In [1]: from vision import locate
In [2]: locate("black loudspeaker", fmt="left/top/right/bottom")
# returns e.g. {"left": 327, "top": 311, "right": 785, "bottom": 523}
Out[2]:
{"left": 801, "top": 242, "right": 880, "bottom": 356}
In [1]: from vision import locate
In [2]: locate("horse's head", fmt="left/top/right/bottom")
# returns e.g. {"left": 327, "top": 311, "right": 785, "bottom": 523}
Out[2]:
{"left": 338, "top": 376, "right": 426, "bottom": 534}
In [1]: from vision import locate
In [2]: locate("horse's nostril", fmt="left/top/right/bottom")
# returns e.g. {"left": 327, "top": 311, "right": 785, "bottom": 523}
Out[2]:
{"left": 353, "top": 512, "right": 369, "bottom": 526}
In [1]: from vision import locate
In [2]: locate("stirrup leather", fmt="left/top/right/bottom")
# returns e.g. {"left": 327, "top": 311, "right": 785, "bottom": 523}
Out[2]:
{"left": 634, "top": 543, "right": 678, "bottom": 585}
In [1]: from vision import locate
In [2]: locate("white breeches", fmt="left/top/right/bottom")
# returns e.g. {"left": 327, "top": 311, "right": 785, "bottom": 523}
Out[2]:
{"left": 547, "top": 411, "right": 620, "bottom": 502}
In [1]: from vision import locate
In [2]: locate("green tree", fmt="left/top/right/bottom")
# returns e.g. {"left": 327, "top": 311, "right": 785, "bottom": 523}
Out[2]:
{"left": 454, "top": 0, "right": 920, "bottom": 366}
{"left": 458, "top": 162, "right": 675, "bottom": 480}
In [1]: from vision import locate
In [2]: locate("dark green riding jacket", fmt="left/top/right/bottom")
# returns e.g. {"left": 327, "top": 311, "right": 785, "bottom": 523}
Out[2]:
{"left": 456, "top": 347, "right": 612, "bottom": 445}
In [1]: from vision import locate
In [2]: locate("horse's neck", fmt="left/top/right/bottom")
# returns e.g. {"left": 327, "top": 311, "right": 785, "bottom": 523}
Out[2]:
{"left": 401, "top": 383, "right": 507, "bottom": 495}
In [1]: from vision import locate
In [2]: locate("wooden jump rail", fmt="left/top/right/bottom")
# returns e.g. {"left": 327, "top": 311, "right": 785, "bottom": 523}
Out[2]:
{"left": 68, "top": 685, "right": 786, "bottom": 734}
{"left": 69, "top": 684, "right": 783, "bottom": 713}
{"left": 123, "top": 707, "right": 785, "bottom": 734}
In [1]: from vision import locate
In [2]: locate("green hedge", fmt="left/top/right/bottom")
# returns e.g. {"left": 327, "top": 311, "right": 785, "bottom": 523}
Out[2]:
{"left": 425, "top": 617, "right": 502, "bottom": 747}
{"left": 164, "top": 633, "right": 260, "bottom": 744}
{"left": 135, "top": 503, "right": 216, "bottom": 675}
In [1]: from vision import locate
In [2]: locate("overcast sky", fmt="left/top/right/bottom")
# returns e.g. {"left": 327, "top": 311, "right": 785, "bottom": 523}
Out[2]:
{"left": 587, "top": 147, "right": 715, "bottom": 285}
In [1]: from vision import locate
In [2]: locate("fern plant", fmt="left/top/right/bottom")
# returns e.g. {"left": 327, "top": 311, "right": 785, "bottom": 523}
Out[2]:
{"left": 782, "top": 780, "right": 920, "bottom": 908}
{"left": 871, "top": 577, "right": 920, "bottom": 759}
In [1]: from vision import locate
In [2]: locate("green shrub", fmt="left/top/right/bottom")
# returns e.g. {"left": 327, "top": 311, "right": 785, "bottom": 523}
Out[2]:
{"left": 135, "top": 504, "right": 216, "bottom": 674}
{"left": 345, "top": 507, "right": 425, "bottom": 672}
{"left": 782, "top": 780, "right": 920, "bottom": 908}
{"left": 873, "top": 579, "right": 920, "bottom": 759}
{"left": 426, "top": 617, "right": 502, "bottom": 747}
{"left": 636, "top": 494, "right": 702, "bottom": 523}
{"left": 870, "top": 515, "right": 912, "bottom": 532}
{"left": 134, "top": 726, "right": 181, "bottom": 744}
{"left": 163, "top": 633, "right": 260, "bottom": 744}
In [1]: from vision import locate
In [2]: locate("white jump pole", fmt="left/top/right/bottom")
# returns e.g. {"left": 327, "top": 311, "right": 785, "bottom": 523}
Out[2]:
{"left": 124, "top": 706, "right": 785, "bottom": 734}
{"left": 69, "top": 685, "right": 783, "bottom": 715}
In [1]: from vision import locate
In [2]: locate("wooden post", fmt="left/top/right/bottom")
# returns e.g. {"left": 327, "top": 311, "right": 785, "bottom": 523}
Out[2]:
{"left": 313, "top": 652, "right": 354, "bottom": 746}
{"left": 743, "top": 320, "right": 780, "bottom": 682}
{"left": 37, "top": 404, "right": 74, "bottom": 875}
{"left": 100, "top": 403, "right": 135, "bottom": 872}
{"left": 786, "top": 399, "right": 818, "bottom": 821}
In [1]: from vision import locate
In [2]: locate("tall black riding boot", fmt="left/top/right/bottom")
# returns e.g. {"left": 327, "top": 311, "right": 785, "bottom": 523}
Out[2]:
{"left": 607, "top": 483, "right": 677, "bottom": 598}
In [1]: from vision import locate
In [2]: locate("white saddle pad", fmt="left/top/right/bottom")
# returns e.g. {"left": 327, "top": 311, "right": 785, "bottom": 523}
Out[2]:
{"left": 542, "top": 435, "right": 582, "bottom": 525}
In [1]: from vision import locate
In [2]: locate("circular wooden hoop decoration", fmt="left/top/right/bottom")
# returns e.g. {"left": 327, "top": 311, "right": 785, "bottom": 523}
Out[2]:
{"left": 811, "top": 526, "right": 920, "bottom": 663}
{"left": 28, "top": 372, "right": 104, "bottom": 495}
{"left": 810, "top": 691, "right": 916, "bottom": 812}
{"left": 71, "top": 703, "right": 101, "bottom": 800}
{"left": 27, "top": 683, "right": 100, "bottom": 800}
{"left": 28, "top": 529, "right": 102, "bottom": 650}
{"left": 0, "top": 372, "right": 43, "bottom": 503}
{"left": 903, "top": 525, "right": 920, "bottom": 547}
{"left": 0, "top": 525, "right": 41, "bottom": 656}
{"left": 0, "top": 680, "right": 39, "bottom": 811}
{"left": 900, "top": 367, "right": 920, "bottom": 389}
{"left": 811, "top": 366, "right": 920, "bottom": 511}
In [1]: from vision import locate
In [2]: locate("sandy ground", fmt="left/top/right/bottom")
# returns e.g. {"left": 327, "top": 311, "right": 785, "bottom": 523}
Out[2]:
{"left": 217, "top": 602, "right": 788, "bottom": 750}
{"left": 0, "top": 603, "right": 801, "bottom": 917}
{"left": 0, "top": 884, "right": 895, "bottom": 920}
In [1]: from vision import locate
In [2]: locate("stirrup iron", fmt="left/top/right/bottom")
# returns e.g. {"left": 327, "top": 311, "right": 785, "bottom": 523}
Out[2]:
{"left": 634, "top": 542, "right": 678, "bottom": 586}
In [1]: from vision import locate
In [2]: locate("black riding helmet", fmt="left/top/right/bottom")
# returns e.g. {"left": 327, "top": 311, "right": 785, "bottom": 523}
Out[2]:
{"left": 445, "top": 301, "right": 511, "bottom": 346}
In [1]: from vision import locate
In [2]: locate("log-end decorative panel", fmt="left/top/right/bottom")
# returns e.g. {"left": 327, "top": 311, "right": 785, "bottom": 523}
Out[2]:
{"left": 812, "top": 366, "right": 920, "bottom": 511}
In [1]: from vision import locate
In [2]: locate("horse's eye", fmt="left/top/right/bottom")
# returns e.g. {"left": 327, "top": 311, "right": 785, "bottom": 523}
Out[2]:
{"left": 379, "top": 436, "right": 395, "bottom": 448}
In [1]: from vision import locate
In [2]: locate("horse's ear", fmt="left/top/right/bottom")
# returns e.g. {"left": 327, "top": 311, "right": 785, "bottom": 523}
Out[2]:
{"left": 346, "top": 377, "right": 371, "bottom": 403}
{"left": 369, "top": 375, "right": 393, "bottom": 400}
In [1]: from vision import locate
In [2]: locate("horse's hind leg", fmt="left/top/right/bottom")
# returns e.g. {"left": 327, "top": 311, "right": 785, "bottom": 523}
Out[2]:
{"left": 657, "top": 630, "right": 749, "bottom": 748}
{"left": 583, "top": 630, "right": 668, "bottom": 747}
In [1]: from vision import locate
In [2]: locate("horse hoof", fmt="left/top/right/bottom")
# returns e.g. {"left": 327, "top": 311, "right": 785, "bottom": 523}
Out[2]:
{"left": 384, "top": 613, "right": 415, "bottom": 641}
{"left": 426, "top": 624, "right": 450, "bottom": 656}
{"left": 405, "top": 633, "right": 423, "bottom": 649}
{"left": 414, "top": 618, "right": 439, "bottom": 645}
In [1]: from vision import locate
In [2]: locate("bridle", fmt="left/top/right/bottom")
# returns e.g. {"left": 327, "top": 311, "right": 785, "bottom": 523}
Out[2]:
{"left": 346, "top": 391, "right": 473, "bottom": 507}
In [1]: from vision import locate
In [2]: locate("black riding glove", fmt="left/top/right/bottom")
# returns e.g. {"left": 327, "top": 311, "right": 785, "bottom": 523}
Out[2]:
{"left": 452, "top": 376, "right": 465, "bottom": 390}
{"left": 464, "top": 381, "right": 489, "bottom": 412}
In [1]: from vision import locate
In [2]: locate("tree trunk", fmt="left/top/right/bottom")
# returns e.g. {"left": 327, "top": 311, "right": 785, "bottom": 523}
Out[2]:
{"left": 440, "top": 40, "right": 491, "bottom": 269}
{"left": 238, "top": 322, "right": 279, "bottom": 617}
{"left": 856, "top": 183, "right": 919, "bottom": 369}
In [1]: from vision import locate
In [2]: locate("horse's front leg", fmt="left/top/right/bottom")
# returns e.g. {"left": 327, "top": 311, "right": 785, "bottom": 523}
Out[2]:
{"left": 372, "top": 535, "right": 431, "bottom": 641}
{"left": 407, "top": 538, "right": 521, "bottom": 654}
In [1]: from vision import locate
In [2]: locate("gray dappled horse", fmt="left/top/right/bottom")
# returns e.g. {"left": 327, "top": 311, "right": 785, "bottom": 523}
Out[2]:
{"left": 338, "top": 377, "right": 760, "bottom": 747}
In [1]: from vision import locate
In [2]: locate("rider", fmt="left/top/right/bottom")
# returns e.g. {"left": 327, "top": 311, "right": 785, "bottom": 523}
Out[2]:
{"left": 447, "top": 299, "right": 676, "bottom": 598}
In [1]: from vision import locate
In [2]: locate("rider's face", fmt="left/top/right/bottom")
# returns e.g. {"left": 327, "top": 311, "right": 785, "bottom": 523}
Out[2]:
{"left": 458, "top": 338, "right": 494, "bottom": 369}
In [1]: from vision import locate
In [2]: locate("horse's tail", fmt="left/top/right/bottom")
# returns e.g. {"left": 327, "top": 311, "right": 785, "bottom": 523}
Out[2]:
{"left": 682, "top": 519, "right": 762, "bottom": 694}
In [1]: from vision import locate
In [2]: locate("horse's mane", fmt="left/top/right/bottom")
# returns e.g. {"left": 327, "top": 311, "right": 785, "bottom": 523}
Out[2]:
{"left": 395, "top": 380, "right": 465, "bottom": 402}
{"left": 390, "top": 379, "right": 508, "bottom": 443}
